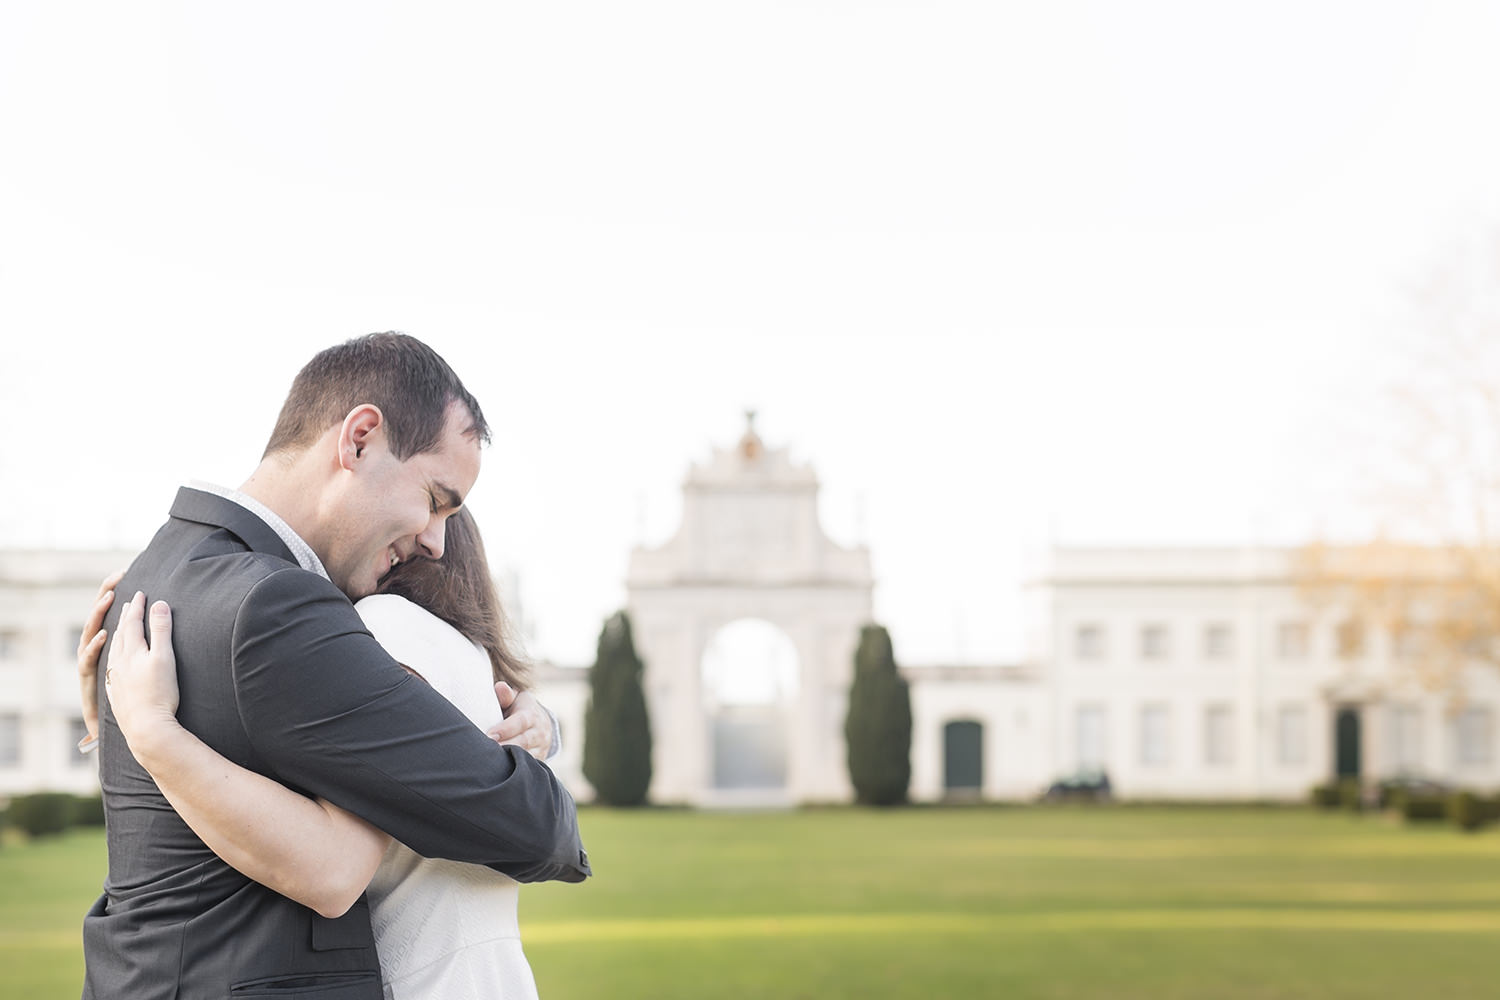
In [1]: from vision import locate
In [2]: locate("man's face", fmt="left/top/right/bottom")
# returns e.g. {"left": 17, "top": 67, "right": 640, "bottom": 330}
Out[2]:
{"left": 325, "top": 401, "right": 482, "bottom": 600}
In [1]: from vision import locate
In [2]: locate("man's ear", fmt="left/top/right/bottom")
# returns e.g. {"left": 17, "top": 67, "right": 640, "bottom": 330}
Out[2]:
{"left": 336, "top": 404, "right": 385, "bottom": 471}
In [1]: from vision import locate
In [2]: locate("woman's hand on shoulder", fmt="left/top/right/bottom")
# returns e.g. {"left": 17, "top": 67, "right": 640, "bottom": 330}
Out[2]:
{"left": 75, "top": 569, "right": 125, "bottom": 751}
{"left": 486, "top": 682, "right": 555, "bottom": 760}
{"left": 105, "top": 591, "right": 185, "bottom": 765}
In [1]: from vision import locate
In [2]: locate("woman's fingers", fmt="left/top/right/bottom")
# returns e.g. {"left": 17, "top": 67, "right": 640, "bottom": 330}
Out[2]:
{"left": 102, "top": 593, "right": 182, "bottom": 744}
{"left": 148, "top": 601, "right": 173, "bottom": 650}
{"left": 78, "top": 619, "right": 108, "bottom": 677}
{"left": 117, "top": 591, "right": 146, "bottom": 659}
{"left": 93, "top": 570, "right": 125, "bottom": 604}
{"left": 77, "top": 628, "right": 108, "bottom": 743}
{"left": 77, "top": 572, "right": 123, "bottom": 662}
{"left": 106, "top": 592, "right": 146, "bottom": 693}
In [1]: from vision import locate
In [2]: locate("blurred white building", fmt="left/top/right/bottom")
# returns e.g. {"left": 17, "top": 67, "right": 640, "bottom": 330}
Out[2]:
{"left": 5, "top": 427, "right": 1499, "bottom": 805}
{"left": 0, "top": 549, "right": 134, "bottom": 797}
{"left": 1000, "top": 547, "right": 1500, "bottom": 801}
{"left": 543, "top": 421, "right": 1500, "bottom": 805}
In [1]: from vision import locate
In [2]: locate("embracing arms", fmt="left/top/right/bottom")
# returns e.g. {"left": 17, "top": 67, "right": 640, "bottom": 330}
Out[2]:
{"left": 224, "top": 569, "right": 585, "bottom": 882}
{"left": 88, "top": 591, "right": 386, "bottom": 918}
{"left": 79, "top": 578, "right": 583, "bottom": 916}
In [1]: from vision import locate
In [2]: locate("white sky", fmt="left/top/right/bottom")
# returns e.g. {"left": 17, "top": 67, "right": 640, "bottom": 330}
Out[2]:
{"left": 3, "top": 1, "right": 1499, "bottom": 666}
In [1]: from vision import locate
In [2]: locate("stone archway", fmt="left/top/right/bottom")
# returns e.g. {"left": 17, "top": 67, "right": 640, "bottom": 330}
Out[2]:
{"left": 626, "top": 415, "right": 874, "bottom": 805}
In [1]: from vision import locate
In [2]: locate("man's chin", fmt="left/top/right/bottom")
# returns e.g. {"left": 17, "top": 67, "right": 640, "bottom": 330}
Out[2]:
{"left": 331, "top": 570, "right": 377, "bottom": 602}
{"left": 365, "top": 564, "right": 398, "bottom": 598}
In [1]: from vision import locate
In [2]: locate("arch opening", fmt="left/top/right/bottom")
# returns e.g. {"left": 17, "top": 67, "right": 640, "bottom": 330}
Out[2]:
{"left": 700, "top": 619, "right": 800, "bottom": 790}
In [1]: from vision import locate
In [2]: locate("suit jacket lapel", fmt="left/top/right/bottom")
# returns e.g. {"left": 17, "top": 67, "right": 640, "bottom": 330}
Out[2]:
{"left": 169, "top": 487, "right": 299, "bottom": 566}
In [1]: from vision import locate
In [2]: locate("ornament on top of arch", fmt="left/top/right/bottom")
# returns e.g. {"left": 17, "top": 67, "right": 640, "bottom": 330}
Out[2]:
{"left": 739, "top": 409, "right": 763, "bottom": 461}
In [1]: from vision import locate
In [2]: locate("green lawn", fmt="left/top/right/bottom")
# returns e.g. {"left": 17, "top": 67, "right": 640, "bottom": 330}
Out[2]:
{"left": 5, "top": 807, "right": 1500, "bottom": 998}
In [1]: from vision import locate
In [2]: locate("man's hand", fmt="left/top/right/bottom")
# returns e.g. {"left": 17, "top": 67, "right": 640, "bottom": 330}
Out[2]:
{"left": 486, "top": 683, "right": 554, "bottom": 760}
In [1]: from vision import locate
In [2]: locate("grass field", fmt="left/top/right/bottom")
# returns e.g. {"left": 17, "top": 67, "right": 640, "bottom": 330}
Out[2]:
{"left": 5, "top": 806, "right": 1500, "bottom": 998}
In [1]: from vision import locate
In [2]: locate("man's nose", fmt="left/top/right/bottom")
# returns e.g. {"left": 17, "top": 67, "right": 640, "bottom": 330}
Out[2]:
{"left": 417, "top": 517, "right": 446, "bottom": 560}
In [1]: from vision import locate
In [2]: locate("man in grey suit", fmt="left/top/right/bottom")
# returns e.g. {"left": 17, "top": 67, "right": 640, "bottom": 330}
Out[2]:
{"left": 83, "top": 333, "right": 589, "bottom": 999}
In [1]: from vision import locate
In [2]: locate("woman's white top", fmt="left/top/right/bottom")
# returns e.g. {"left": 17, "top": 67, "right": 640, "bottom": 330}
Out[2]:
{"left": 354, "top": 594, "right": 540, "bottom": 1000}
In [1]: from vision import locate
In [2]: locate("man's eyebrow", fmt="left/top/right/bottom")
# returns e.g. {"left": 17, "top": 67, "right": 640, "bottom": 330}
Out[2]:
{"left": 432, "top": 482, "right": 465, "bottom": 510}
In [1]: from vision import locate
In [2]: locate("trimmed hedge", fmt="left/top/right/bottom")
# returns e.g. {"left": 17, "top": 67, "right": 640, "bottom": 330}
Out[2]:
{"left": 1338, "top": 779, "right": 1363, "bottom": 812}
{"left": 1397, "top": 792, "right": 1448, "bottom": 822}
{"left": 1446, "top": 791, "right": 1500, "bottom": 832}
{"left": 2, "top": 793, "right": 107, "bottom": 838}
{"left": 1310, "top": 783, "right": 1340, "bottom": 809}
{"left": 71, "top": 795, "right": 105, "bottom": 828}
{"left": 1448, "top": 791, "right": 1485, "bottom": 832}
{"left": 1309, "top": 780, "right": 1364, "bottom": 811}
{"left": 6, "top": 793, "right": 74, "bottom": 838}
{"left": 845, "top": 624, "right": 912, "bottom": 807}
{"left": 582, "top": 611, "right": 653, "bottom": 807}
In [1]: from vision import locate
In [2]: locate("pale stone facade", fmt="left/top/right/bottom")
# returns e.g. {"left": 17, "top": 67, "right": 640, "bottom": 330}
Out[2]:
{"left": 0, "top": 549, "right": 133, "bottom": 796}
{"left": 1017, "top": 546, "right": 1500, "bottom": 801}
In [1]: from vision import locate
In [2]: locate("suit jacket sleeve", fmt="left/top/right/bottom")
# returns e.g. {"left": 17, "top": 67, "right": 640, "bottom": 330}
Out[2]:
{"left": 230, "top": 567, "right": 589, "bottom": 883}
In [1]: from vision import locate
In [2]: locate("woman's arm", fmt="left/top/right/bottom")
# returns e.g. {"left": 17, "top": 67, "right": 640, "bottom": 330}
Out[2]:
{"left": 101, "top": 592, "right": 390, "bottom": 918}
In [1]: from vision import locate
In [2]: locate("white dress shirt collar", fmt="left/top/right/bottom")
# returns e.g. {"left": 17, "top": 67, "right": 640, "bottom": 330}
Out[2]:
{"left": 187, "top": 480, "right": 330, "bottom": 581}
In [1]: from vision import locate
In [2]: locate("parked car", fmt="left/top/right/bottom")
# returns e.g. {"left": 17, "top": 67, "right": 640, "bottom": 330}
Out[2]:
{"left": 1041, "top": 770, "right": 1112, "bottom": 803}
{"left": 1376, "top": 774, "right": 1448, "bottom": 810}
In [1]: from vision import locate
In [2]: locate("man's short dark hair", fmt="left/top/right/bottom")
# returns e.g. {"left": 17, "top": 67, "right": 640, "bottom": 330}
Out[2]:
{"left": 262, "top": 332, "right": 490, "bottom": 460}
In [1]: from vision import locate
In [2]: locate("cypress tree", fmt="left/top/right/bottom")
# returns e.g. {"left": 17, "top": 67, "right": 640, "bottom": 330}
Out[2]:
{"left": 844, "top": 623, "right": 912, "bottom": 806}
{"left": 583, "top": 610, "right": 653, "bottom": 806}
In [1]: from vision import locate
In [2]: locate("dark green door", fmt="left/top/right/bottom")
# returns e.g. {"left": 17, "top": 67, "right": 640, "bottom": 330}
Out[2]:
{"left": 1335, "top": 708, "right": 1361, "bottom": 779}
{"left": 944, "top": 721, "right": 984, "bottom": 793}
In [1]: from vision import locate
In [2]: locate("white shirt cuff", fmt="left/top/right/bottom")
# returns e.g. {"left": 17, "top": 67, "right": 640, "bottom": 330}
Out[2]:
{"left": 545, "top": 705, "right": 563, "bottom": 761}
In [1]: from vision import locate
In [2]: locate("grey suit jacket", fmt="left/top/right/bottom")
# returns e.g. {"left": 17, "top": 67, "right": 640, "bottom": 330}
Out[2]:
{"left": 82, "top": 488, "right": 589, "bottom": 1000}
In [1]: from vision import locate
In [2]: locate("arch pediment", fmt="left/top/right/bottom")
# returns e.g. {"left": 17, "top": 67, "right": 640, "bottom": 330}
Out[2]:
{"left": 628, "top": 422, "right": 872, "bottom": 589}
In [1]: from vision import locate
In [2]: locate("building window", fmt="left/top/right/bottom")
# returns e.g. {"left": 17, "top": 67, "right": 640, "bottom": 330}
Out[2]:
{"left": 1076, "top": 705, "right": 1107, "bottom": 771}
{"left": 1075, "top": 625, "right": 1105, "bottom": 662}
{"left": 1276, "top": 622, "right": 1309, "bottom": 660}
{"left": 0, "top": 713, "right": 20, "bottom": 767}
{"left": 1204, "top": 704, "right": 1234, "bottom": 766}
{"left": 1336, "top": 621, "right": 1365, "bottom": 659}
{"left": 1203, "top": 624, "right": 1233, "bottom": 661}
{"left": 1140, "top": 625, "right": 1169, "bottom": 662}
{"left": 1455, "top": 708, "right": 1493, "bottom": 766}
{"left": 1276, "top": 706, "right": 1308, "bottom": 765}
{"left": 0, "top": 629, "right": 20, "bottom": 661}
{"left": 1139, "top": 704, "right": 1170, "bottom": 767}
{"left": 1390, "top": 705, "right": 1423, "bottom": 773}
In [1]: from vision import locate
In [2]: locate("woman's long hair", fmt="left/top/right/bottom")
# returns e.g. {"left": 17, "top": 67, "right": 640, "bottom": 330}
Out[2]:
{"left": 376, "top": 507, "right": 530, "bottom": 691}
